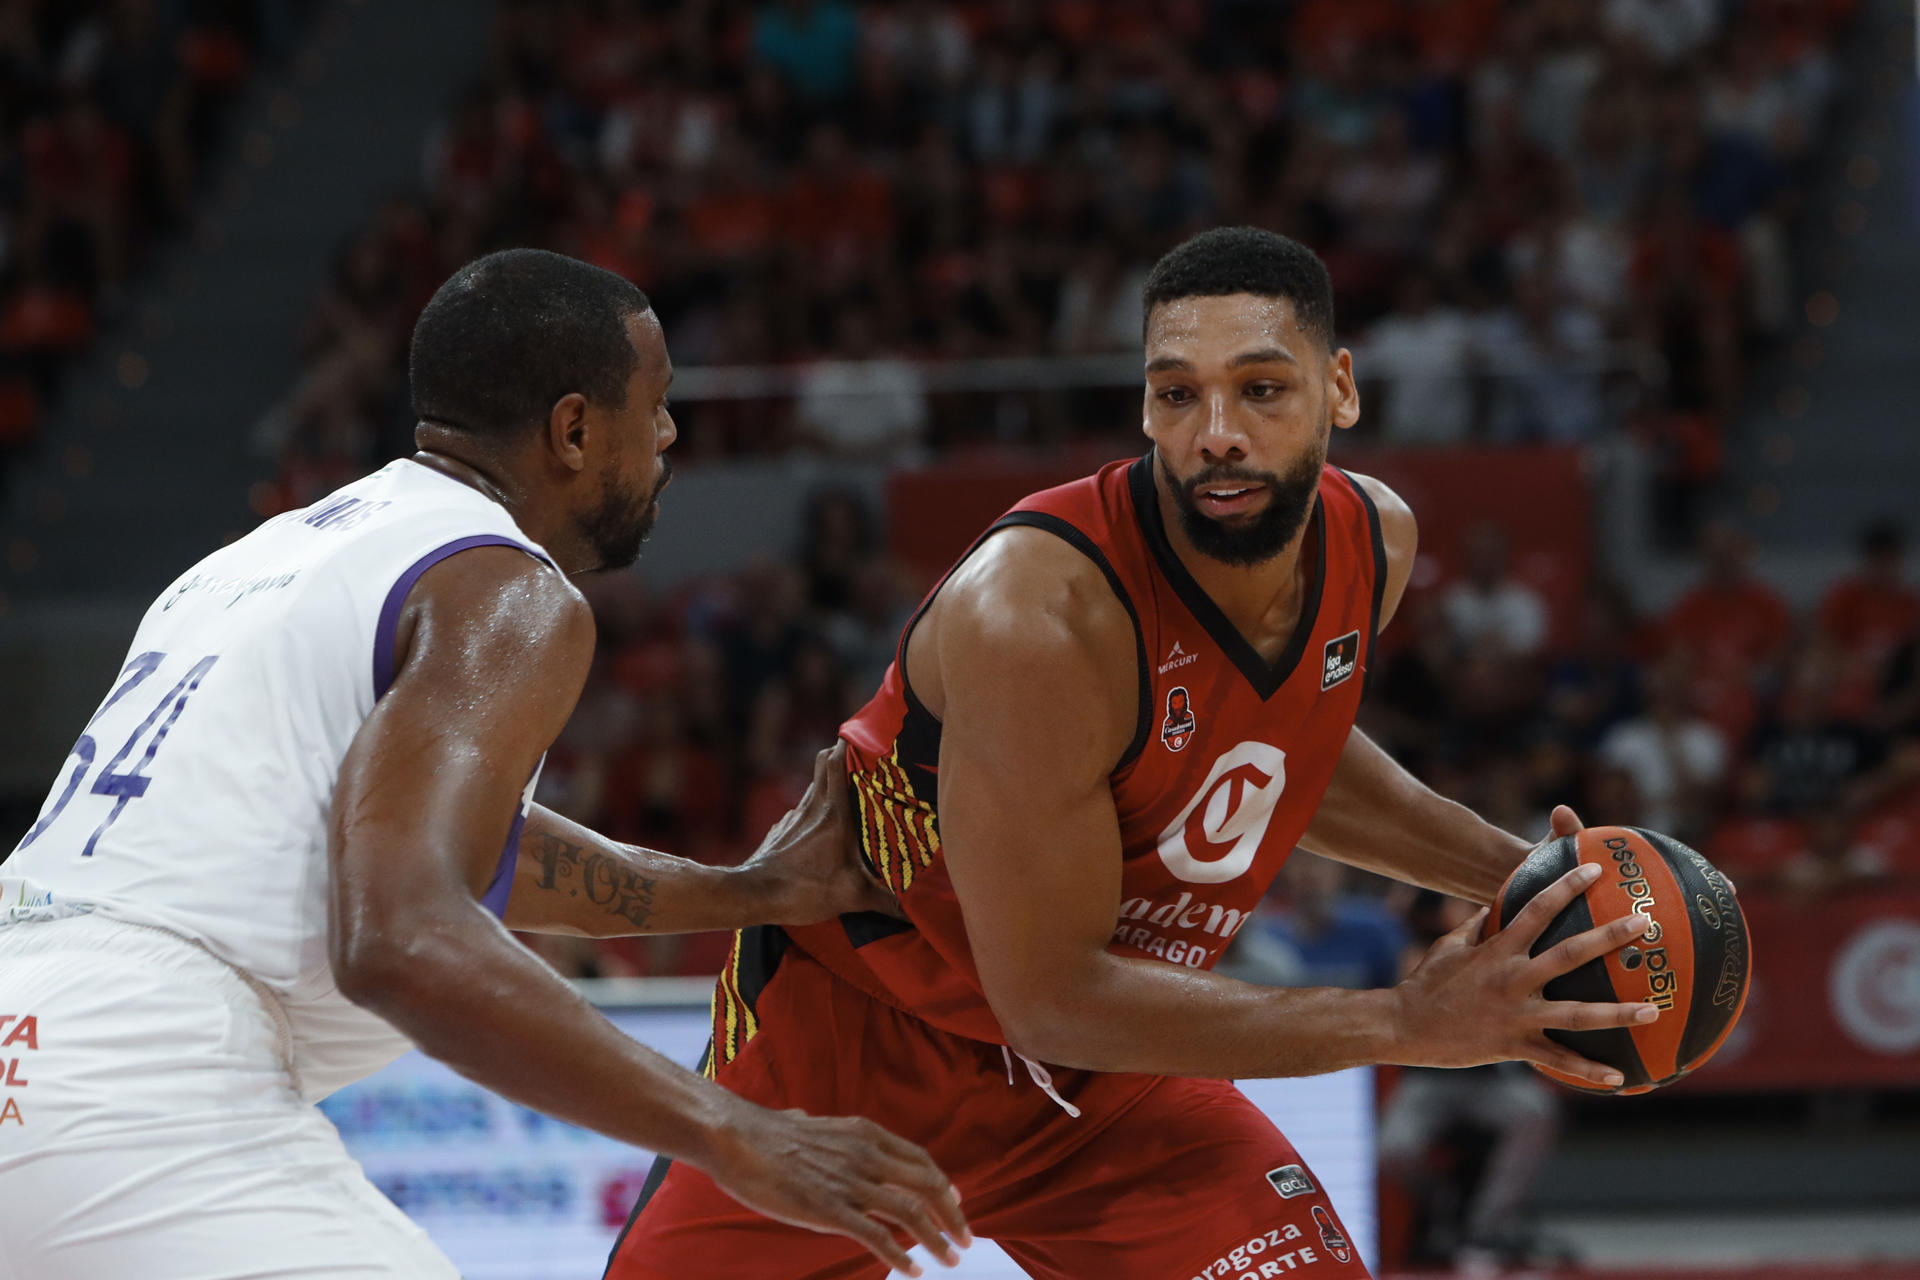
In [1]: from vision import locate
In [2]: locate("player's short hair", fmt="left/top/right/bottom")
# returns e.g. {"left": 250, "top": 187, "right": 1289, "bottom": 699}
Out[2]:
{"left": 409, "top": 248, "right": 652, "bottom": 438}
{"left": 1141, "top": 227, "right": 1335, "bottom": 348}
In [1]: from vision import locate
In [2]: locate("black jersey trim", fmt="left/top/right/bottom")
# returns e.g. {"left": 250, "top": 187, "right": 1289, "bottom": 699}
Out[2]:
{"left": 989, "top": 511, "right": 1154, "bottom": 771}
{"left": 891, "top": 506, "right": 1153, "bottom": 775}
{"left": 842, "top": 910, "right": 917, "bottom": 948}
{"left": 1127, "top": 453, "right": 1326, "bottom": 702}
{"left": 1339, "top": 467, "right": 1390, "bottom": 699}
{"left": 734, "top": 923, "right": 790, "bottom": 1010}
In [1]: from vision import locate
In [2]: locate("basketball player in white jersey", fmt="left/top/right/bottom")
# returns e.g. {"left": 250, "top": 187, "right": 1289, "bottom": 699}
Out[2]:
{"left": 0, "top": 250, "right": 969, "bottom": 1279}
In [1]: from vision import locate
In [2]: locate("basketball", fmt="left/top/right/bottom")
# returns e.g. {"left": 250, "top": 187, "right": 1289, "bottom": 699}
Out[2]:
{"left": 1489, "top": 827, "right": 1752, "bottom": 1096}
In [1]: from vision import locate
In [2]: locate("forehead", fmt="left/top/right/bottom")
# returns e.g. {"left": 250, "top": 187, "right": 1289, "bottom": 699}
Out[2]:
{"left": 1144, "top": 293, "right": 1317, "bottom": 366}
{"left": 624, "top": 309, "right": 670, "bottom": 384}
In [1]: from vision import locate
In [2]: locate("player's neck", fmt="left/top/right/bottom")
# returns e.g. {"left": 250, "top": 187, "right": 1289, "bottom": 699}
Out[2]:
{"left": 409, "top": 449, "right": 592, "bottom": 575}
{"left": 1152, "top": 467, "right": 1313, "bottom": 658}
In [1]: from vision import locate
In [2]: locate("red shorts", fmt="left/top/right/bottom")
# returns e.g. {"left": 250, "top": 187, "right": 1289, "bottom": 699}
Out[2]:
{"left": 605, "top": 933, "right": 1372, "bottom": 1280}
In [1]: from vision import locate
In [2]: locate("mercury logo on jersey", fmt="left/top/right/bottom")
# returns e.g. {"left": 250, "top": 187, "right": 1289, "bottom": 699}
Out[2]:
{"left": 1320, "top": 630, "right": 1360, "bottom": 691}
{"left": 1158, "top": 639, "right": 1198, "bottom": 674}
{"left": 1157, "top": 741, "right": 1289, "bottom": 883}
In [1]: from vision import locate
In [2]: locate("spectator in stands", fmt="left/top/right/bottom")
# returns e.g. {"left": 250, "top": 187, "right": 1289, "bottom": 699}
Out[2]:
{"left": 793, "top": 484, "right": 870, "bottom": 607}
{"left": 793, "top": 305, "right": 930, "bottom": 462}
{"left": 753, "top": 0, "right": 863, "bottom": 106}
{"left": 1661, "top": 521, "right": 1794, "bottom": 685}
{"left": 1361, "top": 268, "right": 1475, "bottom": 445}
{"left": 1249, "top": 853, "right": 1406, "bottom": 991}
{"left": 715, "top": 559, "right": 810, "bottom": 735}
{"left": 1819, "top": 519, "right": 1919, "bottom": 710}
{"left": 1598, "top": 653, "right": 1728, "bottom": 839}
{"left": 1478, "top": 268, "right": 1606, "bottom": 443}
{"left": 1379, "top": 892, "right": 1564, "bottom": 1270}
{"left": 1743, "top": 650, "right": 1886, "bottom": 818}
{"left": 1368, "top": 596, "right": 1457, "bottom": 776}
{"left": 823, "top": 556, "right": 916, "bottom": 696}
{"left": 1543, "top": 581, "right": 1645, "bottom": 747}
{"left": 1442, "top": 525, "right": 1550, "bottom": 657}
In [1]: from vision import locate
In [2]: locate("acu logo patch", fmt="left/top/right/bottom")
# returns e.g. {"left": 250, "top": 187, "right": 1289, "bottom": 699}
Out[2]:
{"left": 1266, "top": 1163, "right": 1316, "bottom": 1199}
{"left": 1321, "top": 630, "right": 1360, "bottom": 691}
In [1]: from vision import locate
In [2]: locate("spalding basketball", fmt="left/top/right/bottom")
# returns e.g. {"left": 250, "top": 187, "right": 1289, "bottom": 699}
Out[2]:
{"left": 1489, "top": 826, "right": 1751, "bottom": 1095}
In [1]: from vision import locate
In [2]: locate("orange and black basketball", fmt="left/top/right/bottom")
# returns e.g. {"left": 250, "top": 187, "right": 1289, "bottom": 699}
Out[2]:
{"left": 1489, "top": 826, "right": 1752, "bottom": 1096}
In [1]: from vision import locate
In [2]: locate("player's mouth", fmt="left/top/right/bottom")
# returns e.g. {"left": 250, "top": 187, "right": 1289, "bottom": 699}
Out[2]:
{"left": 1192, "top": 482, "right": 1269, "bottom": 519}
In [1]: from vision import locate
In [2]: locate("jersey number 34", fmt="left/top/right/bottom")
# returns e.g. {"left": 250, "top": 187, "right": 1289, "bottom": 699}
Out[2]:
{"left": 16, "top": 650, "right": 220, "bottom": 858}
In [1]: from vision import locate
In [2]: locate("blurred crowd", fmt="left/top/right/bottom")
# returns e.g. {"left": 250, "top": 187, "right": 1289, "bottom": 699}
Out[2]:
{"left": 256, "top": 0, "right": 1856, "bottom": 524}
{"left": 0, "top": 0, "right": 311, "bottom": 473}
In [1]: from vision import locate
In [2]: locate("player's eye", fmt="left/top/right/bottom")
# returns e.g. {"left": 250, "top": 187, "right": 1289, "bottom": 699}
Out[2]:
{"left": 1157, "top": 386, "right": 1195, "bottom": 405}
{"left": 1245, "top": 382, "right": 1284, "bottom": 399}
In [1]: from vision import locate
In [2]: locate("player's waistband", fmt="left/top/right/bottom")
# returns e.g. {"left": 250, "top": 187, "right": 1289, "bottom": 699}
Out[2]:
{"left": 0, "top": 910, "right": 305, "bottom": 1093}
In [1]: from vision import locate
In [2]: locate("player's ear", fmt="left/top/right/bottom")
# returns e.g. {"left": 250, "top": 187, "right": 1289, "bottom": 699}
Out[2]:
{"left": 1328, "top": 348, "right": 1360, "bottom": 432}
{"left": 546, "top": 392, "right": 590, "bottom": 473}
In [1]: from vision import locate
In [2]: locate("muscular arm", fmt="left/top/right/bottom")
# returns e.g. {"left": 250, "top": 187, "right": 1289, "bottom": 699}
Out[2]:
{"left": 1300, "top": 728, "right": 1531, "bottom": 904}
{"left": 926, "top": 530, "right": 1652, "bottom": 1087}
{"left": 329, "top": 548, "right": 738, "bottom": 1159}
{"left": 505, "top": 806, "right": 743, "bottom": 936}
{"left": 1301, "top": 471, "right": 1530, "bottom": 903}
{"left": 505, "top": 742, "right": 894, "bottom": 937}
{"left": 330, "top": 548, "right": 968, "bottom": 1270}
{"left": 930, "top": 532, "right": 1401, "bottom": 1079}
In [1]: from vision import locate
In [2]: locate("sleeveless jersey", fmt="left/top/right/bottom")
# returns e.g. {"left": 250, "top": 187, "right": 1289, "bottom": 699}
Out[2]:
{"left": 0, "top": 459, "right": 556, "bottom": 1098}
{"left": 753, "top": 454, "right": 1386, "bottom": 1059}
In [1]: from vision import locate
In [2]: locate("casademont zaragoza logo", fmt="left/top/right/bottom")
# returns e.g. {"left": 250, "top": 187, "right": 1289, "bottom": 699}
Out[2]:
{"left": 1156, "top": 741, "right": 1288, "bottom": 884}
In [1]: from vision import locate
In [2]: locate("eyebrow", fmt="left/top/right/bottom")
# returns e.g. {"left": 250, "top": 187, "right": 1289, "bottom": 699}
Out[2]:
{"left": 1228, "top": 347, "right": 1297, "bottom": 369}
{"left": 1145, "top": 348, "right": 1299, "bottom": 375}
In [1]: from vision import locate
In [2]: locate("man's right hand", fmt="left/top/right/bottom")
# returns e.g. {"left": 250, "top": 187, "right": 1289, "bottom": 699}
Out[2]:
{"left": 1390, "top": 861, "right": 1661, "bottom": 1088}
{"left": 703, "top": 1099, "right": 971, "bottom": 1276}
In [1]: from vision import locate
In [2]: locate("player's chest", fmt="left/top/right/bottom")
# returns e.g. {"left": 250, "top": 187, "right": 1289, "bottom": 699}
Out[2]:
{"left": 1113, "top": 600, "right": 1369, "bottom": 891}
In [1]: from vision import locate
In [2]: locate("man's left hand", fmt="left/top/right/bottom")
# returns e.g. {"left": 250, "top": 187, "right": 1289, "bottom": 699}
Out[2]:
{"left": 743, "top": 742, "right": 902, "bottom": 925}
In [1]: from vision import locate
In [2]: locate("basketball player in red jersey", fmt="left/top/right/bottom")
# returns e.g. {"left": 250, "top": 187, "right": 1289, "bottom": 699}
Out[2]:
{"left": 607, "top": 228, "right": 1659, "bottom": 1279}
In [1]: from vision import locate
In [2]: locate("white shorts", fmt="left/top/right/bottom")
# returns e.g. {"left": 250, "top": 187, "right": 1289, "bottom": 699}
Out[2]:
{"left": 0, "top": 913, "right": 458, "bottom": 1280}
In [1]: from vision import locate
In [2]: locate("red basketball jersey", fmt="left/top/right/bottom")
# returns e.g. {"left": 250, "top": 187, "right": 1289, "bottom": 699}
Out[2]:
{"left": 742, "top": 454, "right": 1386, "bottom": 1058}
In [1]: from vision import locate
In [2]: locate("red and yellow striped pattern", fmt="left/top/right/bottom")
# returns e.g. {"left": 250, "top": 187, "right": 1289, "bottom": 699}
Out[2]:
{"left": 850, "top": 746, "right": 940, "bottom": 896}
{"left": 706, "top": 930, "right": 760, "bottom": 1075}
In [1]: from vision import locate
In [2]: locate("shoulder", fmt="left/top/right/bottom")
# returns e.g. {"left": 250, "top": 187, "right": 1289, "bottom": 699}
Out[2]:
{"left": 397, "top": 546, "right": 593, "bottom": 683}
{"left": 1336, "top": 469, "right": 1417, "bottom": 628}
{"left": 938, "top": 524, "right": 1138, "bottom": 662}
{"left": 1337, "top": 469, "right": 1416, "bottom": 560}
{"left": 922, "top": 524, "right": 1140, "bottom": 765}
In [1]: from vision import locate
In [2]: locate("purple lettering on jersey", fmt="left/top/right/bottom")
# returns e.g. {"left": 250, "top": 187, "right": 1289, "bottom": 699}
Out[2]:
{"left": 372, "top": 536, "right": 553, "bottom": 698}
{"left": 304, "top": 497, "right": 393, "bottom": 532}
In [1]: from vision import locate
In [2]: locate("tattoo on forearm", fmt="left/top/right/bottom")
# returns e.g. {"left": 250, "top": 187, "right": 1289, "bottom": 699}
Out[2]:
{"left": 527, "top": 832, "right": 659, "bottom": 931}
{"left": 583, "top": 852, "right": 659, "bottom": 931}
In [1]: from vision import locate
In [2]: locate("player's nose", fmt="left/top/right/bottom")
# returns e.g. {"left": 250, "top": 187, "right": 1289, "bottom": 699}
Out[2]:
{"left": 1196, "top": 393, "right": 1249, "bottom": 461}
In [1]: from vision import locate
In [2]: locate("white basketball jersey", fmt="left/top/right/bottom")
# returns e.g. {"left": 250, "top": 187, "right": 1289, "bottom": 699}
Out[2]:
{"left": 0, "top": 459, "right": 558, "bottom": 1097}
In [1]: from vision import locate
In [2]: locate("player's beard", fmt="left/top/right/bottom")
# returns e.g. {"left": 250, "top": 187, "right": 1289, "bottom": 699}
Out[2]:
{"left": 585, "top": 456, "right": 671, "bottom": 571}
{"left": 1159, "top": 439, "right": 1324, "bottom": 568}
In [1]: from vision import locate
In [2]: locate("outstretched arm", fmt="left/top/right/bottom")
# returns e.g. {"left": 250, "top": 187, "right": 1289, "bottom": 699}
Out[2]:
{"left": 330, "top": 548, "right": 965, "bottom": 1274}
{"left": 505, "top": 744, "right": 896, "bottom": 937}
